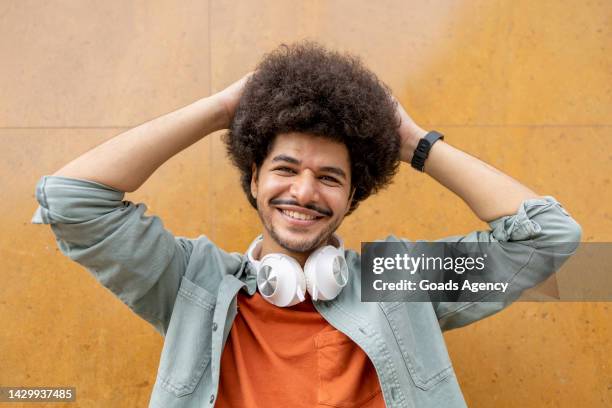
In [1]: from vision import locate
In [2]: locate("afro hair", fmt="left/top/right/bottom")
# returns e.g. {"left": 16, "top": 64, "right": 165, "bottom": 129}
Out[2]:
{"left": 224, "top": 40, "right": 401, "bottom": 215}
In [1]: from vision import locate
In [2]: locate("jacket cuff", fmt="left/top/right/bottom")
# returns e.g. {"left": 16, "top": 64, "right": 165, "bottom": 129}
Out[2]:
{"left": 488, "top": 195, "right": 573, "bottom": 242}
{"left": 31, "top": 175, "right": 125, "bottom": 225}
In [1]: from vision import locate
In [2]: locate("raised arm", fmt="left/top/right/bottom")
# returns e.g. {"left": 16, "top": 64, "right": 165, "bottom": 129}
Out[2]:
{"left": 32, "top": 73, "right": 252, "bottom": 335}
{"left": 53, "top": 72, "right": 252, "bottom": 192}
{"left": 395, "top": 98, "right": 540, "bottom": 222}
{"left": 390, "top": 97, "right": 582, "bottom": 331}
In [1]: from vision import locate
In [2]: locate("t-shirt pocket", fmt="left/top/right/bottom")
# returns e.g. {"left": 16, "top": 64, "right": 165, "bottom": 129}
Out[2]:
{"left": 314, "top": 328, "right": 383, "bottom": 407}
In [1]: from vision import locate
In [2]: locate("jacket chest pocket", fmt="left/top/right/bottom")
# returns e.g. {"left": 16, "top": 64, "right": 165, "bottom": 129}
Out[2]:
{"left": 157, "top": 276, "right": 217, "bottom": 397}
{"left": 379, "top": 302, "right": 452, "bottom": 390}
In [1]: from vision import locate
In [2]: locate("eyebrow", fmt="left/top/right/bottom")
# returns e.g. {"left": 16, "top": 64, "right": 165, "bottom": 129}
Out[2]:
{"left": 271, "top": 154, "right": 347, "bottom": 180}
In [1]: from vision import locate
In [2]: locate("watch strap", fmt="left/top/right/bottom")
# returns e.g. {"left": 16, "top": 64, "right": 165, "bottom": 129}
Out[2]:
{"left": 411, "top": 130, "right": 444, "bottom": 172}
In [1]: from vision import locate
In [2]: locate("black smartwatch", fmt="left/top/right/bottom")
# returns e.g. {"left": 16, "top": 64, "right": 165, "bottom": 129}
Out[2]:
{"left": 410, "top": 130, "right": 444, "bottom": 172}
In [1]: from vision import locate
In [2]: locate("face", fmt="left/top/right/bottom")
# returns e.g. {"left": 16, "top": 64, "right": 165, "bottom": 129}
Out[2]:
{"left": 251, "top": 132, "right": 354, "bottom": 257}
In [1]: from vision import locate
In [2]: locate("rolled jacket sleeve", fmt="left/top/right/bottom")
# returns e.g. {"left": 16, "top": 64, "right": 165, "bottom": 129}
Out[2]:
{"left": 31, "top": 175, "right": 194, "bottom": 336}
{"left": 428, "top": 196, "right": 582, "bottom": 331}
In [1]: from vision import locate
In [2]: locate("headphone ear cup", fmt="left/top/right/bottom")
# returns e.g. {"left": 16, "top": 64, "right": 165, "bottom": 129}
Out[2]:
{"left": 296, "top": 268, "right": 307, "bottom": 299}
{"left": 304, "top": 245, "right": 348, "bottom": 302}
{"left": 304, "top": 252, "right": 318, "bottom": 301}
{"left": 257, "top": 254, "right": 306, "bottom": 307}
{"left": 304, "top": 267, "right": 315, "bottom": 301}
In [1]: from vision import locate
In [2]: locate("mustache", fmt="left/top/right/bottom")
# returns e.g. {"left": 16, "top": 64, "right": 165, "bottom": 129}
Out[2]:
{"left": 269, "top": 198, "right": 333, "bottom": 217}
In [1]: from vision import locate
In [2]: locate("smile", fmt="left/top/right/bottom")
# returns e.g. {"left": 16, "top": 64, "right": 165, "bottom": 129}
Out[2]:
{"left": 281, "top": 209, "right": 319, "bottom": 220}
{"left": 276, "top": 208, "right": 325, "bottom": 225}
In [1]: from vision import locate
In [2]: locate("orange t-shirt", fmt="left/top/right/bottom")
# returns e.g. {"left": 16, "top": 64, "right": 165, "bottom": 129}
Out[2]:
{"left": 217, "top": 290, "right": 386, "bottom": 408}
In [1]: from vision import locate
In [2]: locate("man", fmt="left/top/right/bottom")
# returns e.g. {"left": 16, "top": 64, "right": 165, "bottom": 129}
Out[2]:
{"left": 32, "top": 42, "right": 581, "bottom": 407}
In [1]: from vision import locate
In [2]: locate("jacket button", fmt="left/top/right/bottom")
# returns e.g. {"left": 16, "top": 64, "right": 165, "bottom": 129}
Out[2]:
{"left": 209, "top": 394, "right": 215, "bottom": 403}
{"left": 212, "top": 322, "right": 218, "bottom": 331}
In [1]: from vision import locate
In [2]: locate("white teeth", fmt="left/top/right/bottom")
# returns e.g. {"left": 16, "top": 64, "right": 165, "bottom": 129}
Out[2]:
{"left": 281, "top": 209, "right": 317, "bottom": 221}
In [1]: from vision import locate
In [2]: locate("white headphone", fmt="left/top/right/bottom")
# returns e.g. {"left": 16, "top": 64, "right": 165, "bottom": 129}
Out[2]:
{"left": 246, "top": 234, "right": 349, "bottom": 307}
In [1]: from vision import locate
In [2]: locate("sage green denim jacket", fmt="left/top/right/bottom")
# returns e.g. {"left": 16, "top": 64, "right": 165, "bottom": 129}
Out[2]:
{"left": 31, "top": 175, "right": 582, "bottom": 408}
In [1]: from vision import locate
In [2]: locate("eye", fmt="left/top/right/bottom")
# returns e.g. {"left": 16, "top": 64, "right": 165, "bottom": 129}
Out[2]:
{"left": 274, "top": 166, "right": 296, "bottom": 175}
{"left": 319, "top": 175, "right": 341, "bottom": 184}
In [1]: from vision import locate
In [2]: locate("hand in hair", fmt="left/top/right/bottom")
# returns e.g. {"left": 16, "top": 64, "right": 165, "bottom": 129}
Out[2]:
{"left": 212, "top": 71, "right": 255, "bottom": 129}
{"left": 391, "top": 95, "right": 428, "bottom": 163}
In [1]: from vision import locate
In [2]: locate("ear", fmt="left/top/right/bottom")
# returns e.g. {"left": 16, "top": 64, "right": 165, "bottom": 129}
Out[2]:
{"left": 250, "top": 163, "right": 258, "bottom": 200}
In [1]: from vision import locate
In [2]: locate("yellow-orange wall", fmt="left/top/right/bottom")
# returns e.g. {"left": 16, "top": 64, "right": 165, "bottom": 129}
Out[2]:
{"left": 1, "top": 1, "right": 610, "bottom": 407}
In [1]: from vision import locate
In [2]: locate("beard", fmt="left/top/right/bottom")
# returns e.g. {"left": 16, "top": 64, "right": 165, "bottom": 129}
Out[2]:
{"left": 258, "top": 207, "right": 342, "bottom": 253}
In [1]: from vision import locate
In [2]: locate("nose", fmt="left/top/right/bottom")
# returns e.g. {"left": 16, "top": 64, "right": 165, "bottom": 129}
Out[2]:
{"left": 289, "top": 170, "right": 320, "bottom": 206}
